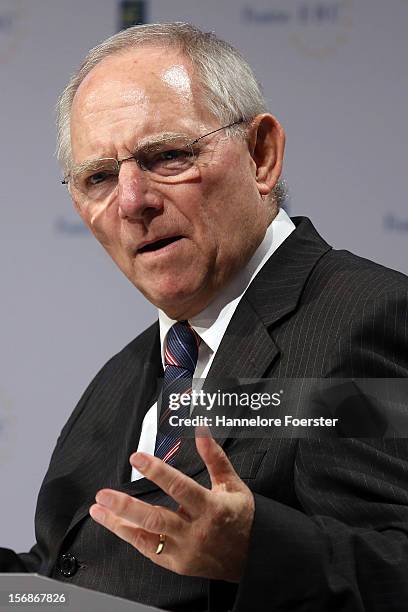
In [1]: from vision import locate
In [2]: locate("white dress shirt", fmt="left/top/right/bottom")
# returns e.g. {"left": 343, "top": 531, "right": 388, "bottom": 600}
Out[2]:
{"left": 131, "top": 208, "right": 295, "bottom": 480}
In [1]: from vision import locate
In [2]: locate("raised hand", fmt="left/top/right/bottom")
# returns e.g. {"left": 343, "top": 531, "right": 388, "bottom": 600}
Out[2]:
{"left": 90, "top": 430, "right": 255, "bottom": 582}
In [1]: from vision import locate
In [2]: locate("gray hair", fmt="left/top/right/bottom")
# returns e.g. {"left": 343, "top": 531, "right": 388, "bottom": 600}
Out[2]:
{"left": 56, "top": 22, "right": 285, "bottom": 206}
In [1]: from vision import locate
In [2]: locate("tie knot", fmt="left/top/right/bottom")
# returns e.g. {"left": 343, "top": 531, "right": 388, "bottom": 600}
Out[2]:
{"left": 164, "top": 321, "right": 200, "bottom": 373}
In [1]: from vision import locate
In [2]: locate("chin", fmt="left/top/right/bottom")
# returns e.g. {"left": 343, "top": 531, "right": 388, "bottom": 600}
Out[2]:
{"left": 130, "top": 268, "right": 211, "bottom": 316}
{"left": 149, "top": 284, "right": 209, "bottom": 319}
{"left": 139, "top": 284, "right": 192, "bottom": 312}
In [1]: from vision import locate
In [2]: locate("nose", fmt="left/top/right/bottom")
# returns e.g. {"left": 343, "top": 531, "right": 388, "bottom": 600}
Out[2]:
{"left": 117, "top": 160, "right": 163, "bottom": 220}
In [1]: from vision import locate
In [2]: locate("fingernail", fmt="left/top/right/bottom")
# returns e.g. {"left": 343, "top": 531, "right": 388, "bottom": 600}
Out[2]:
{"left": 95, "top": 491, "right": 113, "bottom": 508}
{"left": 196, "top": 425, "right": 212, "bottom": 438}
{"left": 131, "top": 453, "right": 149, "bottom": 470}
{"left": 90, "top": 505, "right": 106, "bottom": 523}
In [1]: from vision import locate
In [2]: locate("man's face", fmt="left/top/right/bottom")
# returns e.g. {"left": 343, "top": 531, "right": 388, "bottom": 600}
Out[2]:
{"left": 70, "top": 47, "right": 278, "bottom": 319}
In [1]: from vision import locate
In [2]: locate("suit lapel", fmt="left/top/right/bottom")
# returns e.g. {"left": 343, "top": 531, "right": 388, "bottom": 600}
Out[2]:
{"left": 244, "top": 216, "right": 331, "bottom": 329}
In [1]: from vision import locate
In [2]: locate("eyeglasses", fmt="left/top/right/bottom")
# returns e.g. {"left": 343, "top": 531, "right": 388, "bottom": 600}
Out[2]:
{"left": 62, "top": 119, "right": 244, "bottom": 203}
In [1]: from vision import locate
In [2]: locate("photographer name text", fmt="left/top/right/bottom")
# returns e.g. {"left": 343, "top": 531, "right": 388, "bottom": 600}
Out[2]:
{"left": 168, "top": 415, "right": 338, "bottom": 428}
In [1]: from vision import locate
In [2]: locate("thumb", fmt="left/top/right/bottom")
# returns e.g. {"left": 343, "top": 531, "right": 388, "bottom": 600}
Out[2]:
{"left": 195, "top": 427, "right": 242, "bottom": 489}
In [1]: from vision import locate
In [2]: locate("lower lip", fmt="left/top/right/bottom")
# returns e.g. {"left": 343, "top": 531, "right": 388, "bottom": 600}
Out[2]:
{"left": 137, "top": 238, "right": 185, "bottom": 258}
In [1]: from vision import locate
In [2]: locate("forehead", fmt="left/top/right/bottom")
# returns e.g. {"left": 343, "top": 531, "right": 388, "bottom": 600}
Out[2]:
{"left": 70, "top": 47, "right": 211, "bottom": 160}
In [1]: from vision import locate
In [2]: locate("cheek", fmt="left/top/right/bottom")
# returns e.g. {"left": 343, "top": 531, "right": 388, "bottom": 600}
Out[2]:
{"left": 197, "top": 182, "right": 235, "bottom": 242}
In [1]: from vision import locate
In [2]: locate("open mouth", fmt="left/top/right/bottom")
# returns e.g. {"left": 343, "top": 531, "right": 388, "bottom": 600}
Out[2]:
{"left": 138, "top": 236, "right": 183, "bottom": 253}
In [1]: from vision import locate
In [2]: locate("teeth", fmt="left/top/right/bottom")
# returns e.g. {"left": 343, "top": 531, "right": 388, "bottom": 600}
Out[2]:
{"left": 139, "top": 236, "right": 182, "bottom": 253}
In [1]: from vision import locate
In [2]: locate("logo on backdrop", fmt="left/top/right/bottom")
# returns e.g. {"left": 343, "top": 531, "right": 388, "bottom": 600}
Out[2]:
{"left": 242, "top": 0, "right": 353, "bottom": 58}
{"left": 0, "top": 386, "right": 15, "bottom": 463}
{"left": 0, "top": 0, "right": 23, "bottom": 64}
{"left": 384, "top": 213, "right": 408, "bottom": 233}
{"left": 55, "top": 215, "right": 90, "bottom": 236}
{"left": 118, "top": 0, "right": 148, "bottom": 31}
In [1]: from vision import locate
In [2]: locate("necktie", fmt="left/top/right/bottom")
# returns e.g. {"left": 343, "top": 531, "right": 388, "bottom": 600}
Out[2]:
{"left": 154, "top": 321, "right": 200, "bottom": 464}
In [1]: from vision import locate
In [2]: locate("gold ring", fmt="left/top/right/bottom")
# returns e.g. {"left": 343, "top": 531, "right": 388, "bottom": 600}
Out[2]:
{"left": 155, "top": 533, "right": 166, "bottom": 555}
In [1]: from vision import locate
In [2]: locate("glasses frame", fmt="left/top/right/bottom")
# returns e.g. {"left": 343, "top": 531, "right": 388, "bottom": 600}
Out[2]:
{"left": 61, "top": 119, "right": 245, "bottom": 191}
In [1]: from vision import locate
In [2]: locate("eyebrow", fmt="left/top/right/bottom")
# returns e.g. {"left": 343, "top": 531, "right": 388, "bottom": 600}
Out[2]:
{"left": 70, "top": 132, "right": 193, "bottom": 177}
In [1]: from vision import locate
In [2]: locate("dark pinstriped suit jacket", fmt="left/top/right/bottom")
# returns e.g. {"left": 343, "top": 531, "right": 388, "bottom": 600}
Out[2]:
{"left": 2, "top": 217, "right": 408, "bottom": 611}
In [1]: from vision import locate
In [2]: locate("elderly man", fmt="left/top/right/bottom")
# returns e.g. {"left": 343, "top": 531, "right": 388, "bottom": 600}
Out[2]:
{"left": 1, "top": 22, "right": 408, "bottom": 612}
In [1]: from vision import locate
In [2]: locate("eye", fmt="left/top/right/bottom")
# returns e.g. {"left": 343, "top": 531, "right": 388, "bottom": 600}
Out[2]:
{"left": 141, "top": 147, "right": 195, "bottom": 177}
{"left": 87, "top": 171, "right": 113, "bottom": 186}
{"left": 158, "top": 149, "right": 192, "bottom": 161}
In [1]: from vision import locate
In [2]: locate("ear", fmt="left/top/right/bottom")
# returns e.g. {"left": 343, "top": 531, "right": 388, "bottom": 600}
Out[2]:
{"left": 247, "top": 114, "right": 285, "bottom": 197}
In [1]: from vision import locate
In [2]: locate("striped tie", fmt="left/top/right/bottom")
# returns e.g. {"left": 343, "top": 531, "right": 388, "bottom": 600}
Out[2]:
{"left": 154, "top": 321, "right": 200, "bottom": 464}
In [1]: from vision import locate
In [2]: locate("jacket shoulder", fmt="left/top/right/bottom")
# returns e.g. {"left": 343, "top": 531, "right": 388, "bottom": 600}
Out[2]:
{"left": 308, "top": 247, "right": 408, "bottom": 300}
{"left": 101, "top": 319, "right": 159, "bottom": 373}
{"left": 55, "top": 320, "right": 160, "bottom": 449}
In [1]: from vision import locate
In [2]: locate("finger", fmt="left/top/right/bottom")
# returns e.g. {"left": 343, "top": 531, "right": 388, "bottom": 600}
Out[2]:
{"left": 195, "top": 427, "right": 241, "bottom": 488}
{"left": 94, "top": 489, "right": 186, "bottom": 536}
{"left": 89, "top": 504, "right": 172, "bottom": 562}
{"left": 130, "top": 453, "right": 209, "bottom": 519}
